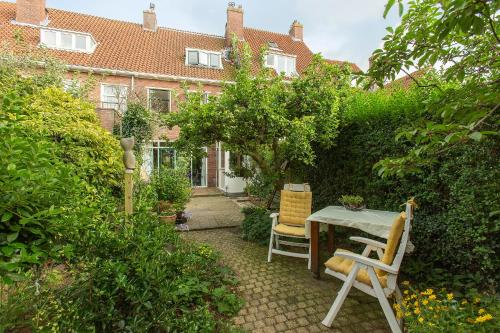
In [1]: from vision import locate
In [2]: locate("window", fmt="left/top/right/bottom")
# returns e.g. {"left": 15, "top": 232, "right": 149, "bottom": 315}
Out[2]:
{"left": 40, "top": 28, "right": 96, "bottom": 53}
{"left": 101, "top": 84, "right": 128, "bottom": 112}
{"left": 264, "top": 53, "right": 297, "bottom": 77}
{"left": 148, "top": 89, "right": 171, "bottom": 113}
{"left": 229, "top": 152, "right": 249, "bottom": 178}
{"left": 185, "top": 49, "right": 222, "bottom": 69}
{"left": 268, "top": 41, "right": 279, "bottom": 49}
{"left": 202, "top": 93, "right": 209, "bottom": 104}
{"left": 152, "top": 142, "right": 176, "bottom": 170}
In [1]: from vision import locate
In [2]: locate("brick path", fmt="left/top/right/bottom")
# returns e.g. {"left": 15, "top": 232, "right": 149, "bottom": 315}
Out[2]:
{"left": 185, "top": 196, "right": 245, "bottom": 230}
{"left": 184, "top": 228, "right": 391, "bottom": 333}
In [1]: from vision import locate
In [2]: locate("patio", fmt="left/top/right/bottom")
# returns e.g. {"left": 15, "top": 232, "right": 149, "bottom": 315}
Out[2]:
{"left": 184, "top": 228, "right": 391, "bottom": 332}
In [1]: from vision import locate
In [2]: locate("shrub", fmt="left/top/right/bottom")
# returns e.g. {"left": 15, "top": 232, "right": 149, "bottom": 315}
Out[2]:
{"left": 1, "top": 211, "right": 243, "bottom": 332}
{"left": 152, "top": 167, "right": 192, "bottom": 215}
{"left": 121, "top": 102, "right": 156, "bottom": 152}
{"left": 304, "top": 87, "right": 500, "bottom": 290}
{"left": 241, "top": 207, "right": 272, "bottom": 245}
{"left": 396, "top": 282, "right": 498, "bottom": 332}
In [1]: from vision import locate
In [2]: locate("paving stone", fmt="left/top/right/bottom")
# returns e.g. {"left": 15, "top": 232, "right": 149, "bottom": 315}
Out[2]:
{"left": 183, "top": 228, "right": 391, "bottom": 332}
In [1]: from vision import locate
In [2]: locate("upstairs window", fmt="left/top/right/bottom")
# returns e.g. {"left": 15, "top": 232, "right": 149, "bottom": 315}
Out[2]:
{"left": 101, "top": 84, "right": 128, "bottom": 112}
{"left": 148, "top": 88, "right": 171, "bottom": 113}
{"left": 186, "top": 49, "right": 222, "bottom": 69}
{"left": 40, "top": 28, "right": 97, "bottom": 53}
{"left": 265, "top": 53, "right": 297, "bottom": 77}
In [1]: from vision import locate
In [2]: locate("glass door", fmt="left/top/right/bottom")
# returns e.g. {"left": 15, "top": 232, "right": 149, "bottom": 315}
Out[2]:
{"left": 191, "top": 148, "right": 207, "bottom": 187}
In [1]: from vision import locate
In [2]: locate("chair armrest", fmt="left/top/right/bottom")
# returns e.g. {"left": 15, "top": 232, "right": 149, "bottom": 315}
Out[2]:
{"left": 270, "top": 212, "right": 279, "bottom": 227}
{"left": 350, "top": 236, "right": 387, "bottom": 250}
{"left": 269, "top": 212, "right": 279, "bottom": 218}
{"left": 334, "top": 250, "right": 398, "bottom": 274}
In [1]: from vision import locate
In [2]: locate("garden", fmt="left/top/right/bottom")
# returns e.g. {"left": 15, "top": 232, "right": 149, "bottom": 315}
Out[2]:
{"left": 1, "top": 0, "right": 498, "bottom": 332}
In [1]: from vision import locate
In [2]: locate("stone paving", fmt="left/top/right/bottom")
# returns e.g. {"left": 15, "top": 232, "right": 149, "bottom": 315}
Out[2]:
{"left": 184, "top": 228, "right": 391, "bottom": 333}
{"left": 185, "top": 195, "right": 245, "bottom": 230}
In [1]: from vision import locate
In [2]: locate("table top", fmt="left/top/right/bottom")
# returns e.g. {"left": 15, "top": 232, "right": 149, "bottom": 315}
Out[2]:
{"left": 305, "top": 205, "right": 401, "bottom": 239}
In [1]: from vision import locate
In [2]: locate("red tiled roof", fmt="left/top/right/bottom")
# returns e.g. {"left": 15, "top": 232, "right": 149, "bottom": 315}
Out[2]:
{"left": 0, "top": 1, "right": 359, "bottom": 81}
{"left": 325, "top": 59, "right": 361, "bottom": 73}
{"left": 384, "top": 69, "right": 426, "bottom": 89}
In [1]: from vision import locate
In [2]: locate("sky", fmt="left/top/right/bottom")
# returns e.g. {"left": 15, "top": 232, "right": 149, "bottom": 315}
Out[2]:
{"left": 17, "top": 0, "right": 401, "bottom": 71}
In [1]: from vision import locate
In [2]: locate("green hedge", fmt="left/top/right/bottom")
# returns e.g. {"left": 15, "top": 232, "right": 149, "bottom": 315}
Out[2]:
{"left": 305, "top": 87, "right": 500, "bottom": 290}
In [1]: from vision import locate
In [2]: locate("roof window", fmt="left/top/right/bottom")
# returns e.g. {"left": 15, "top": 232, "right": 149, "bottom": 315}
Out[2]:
{"left": 40, "top": 28, "right": 97, "bottom": 53}
{"left": 185, "top": 49, "right": 223, "bottom": 69}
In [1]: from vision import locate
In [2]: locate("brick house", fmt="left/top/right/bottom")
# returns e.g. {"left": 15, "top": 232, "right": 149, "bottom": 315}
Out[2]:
{"left": 0, "top": 0, "right": 359, "bottom": 194}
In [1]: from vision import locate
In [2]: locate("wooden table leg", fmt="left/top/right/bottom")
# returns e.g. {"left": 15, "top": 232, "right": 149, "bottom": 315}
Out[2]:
{"left": 310, "top": 221, "right": 320, "bottom": 279}
{"left": 327, "top": 225, "right": 335, "bottom": 255}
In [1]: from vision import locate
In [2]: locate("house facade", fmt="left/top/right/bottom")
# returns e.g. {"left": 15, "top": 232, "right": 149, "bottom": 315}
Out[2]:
{"left": 0, "top": 0, "right": 359, "bottom": 194}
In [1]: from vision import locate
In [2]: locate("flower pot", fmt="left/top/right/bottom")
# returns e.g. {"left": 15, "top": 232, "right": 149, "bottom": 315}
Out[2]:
{"left": 159, "top": 214, "right": 176, "bottom": 224}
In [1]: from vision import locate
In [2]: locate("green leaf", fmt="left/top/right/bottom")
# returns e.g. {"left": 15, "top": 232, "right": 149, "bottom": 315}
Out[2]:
{"left": 1, "top": 212, "right": 13, "bottom": 222}
{"left": 384, "top": 0, "right": 396, "bottom": 18}
{"left": 469, "top": 132, "right": 482, "bottom": 141}
{"left": 7, "top": 232, "right": 19, "bottom": 243}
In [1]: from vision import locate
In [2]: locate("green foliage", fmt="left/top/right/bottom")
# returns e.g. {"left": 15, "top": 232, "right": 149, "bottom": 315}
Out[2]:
{"left": 241, "top": 207, "right": 272, "bottom": 245}
{"left": 367, "top": 0, "right": 499, "bottom": 176}
{"left": 339, "top": 195, "right": 364, "bottom": 207}
{"left": 152, "top": 167, "right": 192, "bottom": 215}
{"left": 165, "top": 41, "right": 351, "bottom": 207}
{"left": 304, "top": 87, "right": 500, "bottom": 290}
{"left": 1, "top": 211, "right": 243, "bottom": 332}
{"left": 121, "top": 102, "right": 156, "bottom": 152}
{"left": 396, "top": 283, "right": 499, "bottom": 332}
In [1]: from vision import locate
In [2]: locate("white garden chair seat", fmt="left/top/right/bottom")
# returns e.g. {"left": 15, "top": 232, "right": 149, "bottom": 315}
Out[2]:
{"left": 322, "top": 200, "right": 416, "bottom": 333}
{"left": 273, "top": 224, "right": 306, "bottom": 237}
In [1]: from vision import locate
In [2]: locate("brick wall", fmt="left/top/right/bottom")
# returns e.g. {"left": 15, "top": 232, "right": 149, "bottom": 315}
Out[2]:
{"left": 207, "top": 144, "right": 217, "bottom": 187}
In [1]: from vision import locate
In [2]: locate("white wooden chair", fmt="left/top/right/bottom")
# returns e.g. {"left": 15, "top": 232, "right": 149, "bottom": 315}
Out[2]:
{"left": 267, "top": 184, "right": 312, "bottom": 269}
{"left": 321, "top": 200, "right": 416, "bottom": 333}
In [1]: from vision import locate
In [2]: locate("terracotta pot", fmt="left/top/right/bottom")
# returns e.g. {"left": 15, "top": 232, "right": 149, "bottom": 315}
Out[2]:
{"left": 159, "top": 214, "right": 176, "bottom": 223}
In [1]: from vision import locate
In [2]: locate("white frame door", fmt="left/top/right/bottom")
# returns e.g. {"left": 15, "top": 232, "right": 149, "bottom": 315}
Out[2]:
{"left": 191, "top": 147, "right": 208, "bottom": 188}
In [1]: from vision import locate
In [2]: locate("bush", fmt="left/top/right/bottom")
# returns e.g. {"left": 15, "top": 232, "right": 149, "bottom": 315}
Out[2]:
{"left": 304, "top": 87, "right": 500, "bottom": 290}
{"left": 121, "top": 102, "right": 156, "bottom": 152}
{"left": 241, "top": 207, "right": 272, "bottom": 245}
{"left": 152, "top": 167, "right": 192, "bottom": 215}
{"left": 1, "top": 211, "right": 243, "bottom": 332}
{"left": 396, "top": 282, "right": 498, "bottom": 332}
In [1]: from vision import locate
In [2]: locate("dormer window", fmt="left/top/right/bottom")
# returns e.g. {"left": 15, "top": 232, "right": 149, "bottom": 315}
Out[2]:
{"left": 40, "top": 28, "right": 97, "bottom": 53}
{"left": 186, "top": 49, "right": 222, "bottom": 69}
{"left": 265, "top": 53, "right": 297, "bottom": 77}
{"left": 267, "top": 41, "right": 279, "bottom": 49}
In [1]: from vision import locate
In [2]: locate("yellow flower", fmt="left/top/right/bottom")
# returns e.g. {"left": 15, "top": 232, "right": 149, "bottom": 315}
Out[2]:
{"left": 429, "top": 295, "right": 437, "bottom": 300}
{"left": 414, "top": 308, "right": 421, "bottom": 315}
{"left": 478, "top": 309, "right": 486, "bottom": 314}
{"left": 404, "top": 290, "right": 409, "bottom": 295}
{"left": 429, "top": 306, "right": 434, "bottom": 310}
{"left": 447, "top": 293, "right": 454, "bottom": 300}
{"left": 402, "top": 280, "right": 410, "bottom": 286}
{"left": 475, "top": 314, "right": 493, "bottom": 323}
{"left": 421, "top": 288, "right": 433, "bottom": 295}
{"left": 422, "top": 299, "right": 429, "bottom": 305}
{"left": 474, "top": 297, "right": 481, "bottom": 304}
{"left": 414, "top": 301, "right": 419, "bottom": 307}
{"left": 461, "top": 299, "right": 468, "bottom": 305}
{"left": 418, "top": 317, "right": 424, "bottom": 324}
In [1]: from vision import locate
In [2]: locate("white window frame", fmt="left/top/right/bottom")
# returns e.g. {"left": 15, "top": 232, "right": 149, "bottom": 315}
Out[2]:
{"left": 147, "top": 87, "right": 172, "bottom": 113}
{"left": 40, "top": 28, "right": 97, "bottom": 54}
{"left": 264, "top": 53, "right": 298, "bottom": 77}
{"left": 100, "top": 83, "right": 128, "bottom": 112}
{"left": 185, "top": 48, "right": 223, "bottom": 69}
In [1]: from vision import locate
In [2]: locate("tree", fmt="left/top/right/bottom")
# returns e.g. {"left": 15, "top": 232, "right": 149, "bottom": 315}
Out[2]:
{"left": 367, "top": 0, "right": 499, "bottom": 177}
{"left": 164, "top": 42, "right": 351, "bottom": 207}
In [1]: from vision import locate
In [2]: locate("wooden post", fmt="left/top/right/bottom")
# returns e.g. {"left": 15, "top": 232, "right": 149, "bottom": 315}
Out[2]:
{"left": 120, "top": 137, "right": 136, "bottom": 217}
{"left": 124, "top": 169, "right": 133, "bottom": 215}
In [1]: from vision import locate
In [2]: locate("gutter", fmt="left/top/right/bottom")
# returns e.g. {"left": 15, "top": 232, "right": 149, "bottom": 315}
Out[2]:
{"left": 66, "top": 64, "right": 233, "bottom": 85}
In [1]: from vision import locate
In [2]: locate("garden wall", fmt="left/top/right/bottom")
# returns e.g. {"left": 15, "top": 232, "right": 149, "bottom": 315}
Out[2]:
{"left": 304, "top": 88, "right": 499, "bottom": 289}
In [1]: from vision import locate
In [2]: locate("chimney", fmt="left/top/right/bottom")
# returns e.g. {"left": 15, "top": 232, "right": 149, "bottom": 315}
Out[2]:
{"left": 225, "top": 2, "right": 244, "bottom": 47}
{"left": 143, "top": 3, "right": 157, "bottom": 32}
{"left": 289, "top": 20, "right": 303, "bottom": 41}
{"left": 16, "top": 0, "right": 47, "bottom": 26}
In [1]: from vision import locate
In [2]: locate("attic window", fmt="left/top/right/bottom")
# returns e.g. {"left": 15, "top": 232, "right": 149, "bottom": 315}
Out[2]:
{"left": 265, "top": 53, "right": 297, "bottom": 77}
{"left": 186, "top": 49, "right": 222, "bottom": 69}
{"left": 268, "top": 41, "right": 279, "bottom": 49}
{"left": 40, "top": 28, "right": 97, "bottom": 53}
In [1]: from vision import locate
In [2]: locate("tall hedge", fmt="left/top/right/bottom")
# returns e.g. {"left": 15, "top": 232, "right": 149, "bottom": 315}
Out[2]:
{"left": 305, "top": 87, "right": 500, "bottom": 290}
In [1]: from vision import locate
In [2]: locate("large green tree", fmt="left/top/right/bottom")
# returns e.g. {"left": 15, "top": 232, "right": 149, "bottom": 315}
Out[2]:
{"left": 367, "top": 0, "right": 499, "bottom": 177}
{"left": 165, "top": 43, "right": 351, "bottom": 206}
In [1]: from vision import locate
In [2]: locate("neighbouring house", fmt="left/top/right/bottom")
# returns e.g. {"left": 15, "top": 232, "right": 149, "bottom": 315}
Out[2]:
{"left": 0, "top": 0, "right": 360, "bottom": 195}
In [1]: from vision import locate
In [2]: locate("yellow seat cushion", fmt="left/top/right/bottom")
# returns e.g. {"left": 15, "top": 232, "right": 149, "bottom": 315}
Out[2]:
{"left": 273, "top": 224, "right": 306, "bottom": 237}
{"left": 324, "top": 249, "right": 388, "bottom": 288}
{"left": 279, "top": 190, "right": 312, "bottom": 226}
{"left": 324, "top": 212, "right": 407, "bottom": 288}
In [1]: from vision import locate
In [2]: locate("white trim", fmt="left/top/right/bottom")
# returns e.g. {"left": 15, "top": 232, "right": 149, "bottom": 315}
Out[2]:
{"left": 146, "top": 87, "right": 172, "bottom": 112}
{"left": 65, "top": 64, "right": 229, "bottom": 85}
{"left": 191, "top": 147, "right": 208, "bottom": 188}
{"left": 40, "top": 28, "right": 97, "bottom": 54}
{"left": 264, "top": 52, "right": 298, "bottom": 77}
{"left": 100, "top": 83, "right": 128, "bottom": 111}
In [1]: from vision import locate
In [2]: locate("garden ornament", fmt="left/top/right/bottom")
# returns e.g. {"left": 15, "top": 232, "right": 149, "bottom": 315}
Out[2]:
{"left": 120, "top": 137, "right": 136, "bottom": 170}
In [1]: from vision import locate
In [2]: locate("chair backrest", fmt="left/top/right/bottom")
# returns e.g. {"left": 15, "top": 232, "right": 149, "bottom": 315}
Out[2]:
{"left": 384, "top": 200, "right": 415, "bottom": 290}
{"left": 279, "top": 184, "right": 312, "bottom": 226}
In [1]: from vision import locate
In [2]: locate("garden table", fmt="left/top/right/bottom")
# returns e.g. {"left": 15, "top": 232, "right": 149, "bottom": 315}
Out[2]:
{"left": 306, "top": 206, "right": 400, "bottom": 279}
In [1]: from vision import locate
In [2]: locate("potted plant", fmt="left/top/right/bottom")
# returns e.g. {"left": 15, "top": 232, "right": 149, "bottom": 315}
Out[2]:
{"left": 152, "top": 167, "right": 192, "bottom": 223}
{"left": 339, "top": 195, "right": 365, "bottom": 211}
